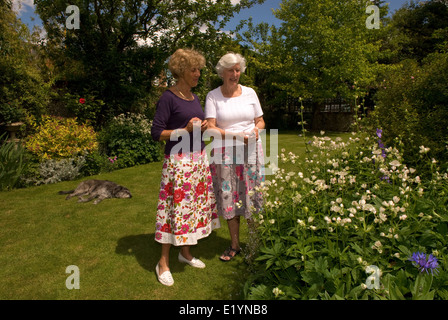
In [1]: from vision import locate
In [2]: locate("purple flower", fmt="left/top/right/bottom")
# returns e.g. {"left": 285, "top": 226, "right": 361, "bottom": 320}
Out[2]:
{"left": 376, "top": 128, "right": 382, "bottom": 139}
{"left": 409, "top": 252, "right": 439, "bottom": 275}
{"left": 375, "top": 129, "right": 387, "bottom": 159}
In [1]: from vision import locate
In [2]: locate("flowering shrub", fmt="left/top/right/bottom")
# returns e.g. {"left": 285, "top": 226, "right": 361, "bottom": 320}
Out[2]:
{"left": 64, "top": 93, "right": 105, "bottom": 125}
{"left": 98, "top": 113, "right": 163, "bottom": 168}
{"left": 244, "top": 129, "right": 448, "bottom": 300}
{"left": 81, "top": 151, "right": 120, "bottom": 176}
{"left": 25, "top": 116, "right": 98, "bottom": 161}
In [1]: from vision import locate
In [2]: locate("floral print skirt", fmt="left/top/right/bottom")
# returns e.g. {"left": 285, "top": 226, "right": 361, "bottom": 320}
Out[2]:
{"left": 155, "top": 150, "right": 220, "bottom": 246}
{"left": 210, "top": 142, "right": 265, "bottom": 220}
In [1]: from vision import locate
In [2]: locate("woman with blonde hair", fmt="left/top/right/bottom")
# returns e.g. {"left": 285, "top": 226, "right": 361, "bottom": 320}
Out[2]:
{"left": 151, "top": 48, "right": 220, "bottom": 286}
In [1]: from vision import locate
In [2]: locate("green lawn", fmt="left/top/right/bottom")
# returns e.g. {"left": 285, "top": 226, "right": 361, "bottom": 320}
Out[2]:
{"left": 0, "top": 130, "right": 348, "bottom": 300}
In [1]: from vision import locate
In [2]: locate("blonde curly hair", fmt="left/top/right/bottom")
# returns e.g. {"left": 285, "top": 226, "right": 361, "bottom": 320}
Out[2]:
{"left": 168, "top": 48, "right": 206, "bottom": 79}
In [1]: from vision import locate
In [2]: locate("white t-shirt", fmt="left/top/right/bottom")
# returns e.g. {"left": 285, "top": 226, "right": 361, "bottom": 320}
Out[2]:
{"left": 205, "top": 85, "right": 264, "bottom": 146}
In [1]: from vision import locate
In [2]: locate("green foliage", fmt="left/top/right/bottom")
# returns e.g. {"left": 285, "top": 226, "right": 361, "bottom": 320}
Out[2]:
{"left": 0, "top": 3, "right": 50, "bottom": 124}
{"left": 369, "top": 51, "right": 448, "bottom": 167}
{"left": 0, "top": 134, "right": 29, "bottom": 190}
{"left": 98, "top": 113, "right": 163, "bottom": 168}
{"left": 25, "top": 115, "right": 98, "bottom": 161}
{"left": 238, "top": 0, "right": 387, "bottom": 102}
{"left": 244, "top": 128, "right": 448, "bottom": 300}
{"left": 80, "top": 151, "right": 119, "bottom": 176}
{"left": 63, "top": 93, "right": 105, "bottom": 127}
{"left": 384, "top": 0, "right": 448, "bottom": 63}
{"left": 23, "top": 156, "right": 86, "bottom": 186}
{"left": 34, "top": 0, "right": 264, "bottom": 125}
{"left": 0, "top": 100, "right": 26, "bottom": 124}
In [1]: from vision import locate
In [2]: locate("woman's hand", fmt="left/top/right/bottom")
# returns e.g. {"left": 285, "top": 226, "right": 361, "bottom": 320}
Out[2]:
{"left": 242, "top": 127, "right": 259, "bottom": 145}
{"left": 184, "top": 117, "right": 202, "bottom": 133}
{"left": 201, "top": 119, "right": 208, "bottom": 132}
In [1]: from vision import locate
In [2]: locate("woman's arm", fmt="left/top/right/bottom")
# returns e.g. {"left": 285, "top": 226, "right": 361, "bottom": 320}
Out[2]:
{"left": 206, "top": 118, "right": 227, "bottom": 138}
{"left": 252, "top": 116, "right": 265, "bottom": 140}
{"left": 158, "top": 117, "right": 201, "bottom": 142}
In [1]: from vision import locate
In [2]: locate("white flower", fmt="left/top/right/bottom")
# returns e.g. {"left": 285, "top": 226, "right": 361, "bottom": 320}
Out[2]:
{"left": 419, "top": 145, "right": 430, "bottom": 154}
{"left": 272, "top": 287, "right": 284, "bottom": 297}
{"left": 389, "top": 160, "right": 401, "bottom": 167}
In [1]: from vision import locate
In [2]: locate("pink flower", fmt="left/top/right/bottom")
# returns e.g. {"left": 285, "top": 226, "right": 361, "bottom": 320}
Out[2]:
{"left": 182, "top": 182, "right": 192, "bottom": 192}
{"left": 181, "top": 224, "right": 189, "bottom": 234}
{"left": 159, "top": 190, "right": 167, "bottom": 201}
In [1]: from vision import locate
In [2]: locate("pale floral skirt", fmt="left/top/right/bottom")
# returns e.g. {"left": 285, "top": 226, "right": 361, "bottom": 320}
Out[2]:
{"left": 209, "top": 142, "right": 265, "bottom": 220}
{"left": 154, "top": 150, "right": 220, "bottom": 246}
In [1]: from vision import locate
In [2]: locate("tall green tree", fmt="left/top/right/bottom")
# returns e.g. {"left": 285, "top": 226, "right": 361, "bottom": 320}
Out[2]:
{"left": 237, "top": 0, "right": 389, "bottom": 129}
{"left": 369, "top": 0, "right": 448, "bottom": 166}
{"left": 384, "top": 0, "right": 448, "bottom": 63}
{"left": 34, "top": 0, "right": 264, "bottom": 126}
{"left": 0, "top": 0, "right": 50, "bottom": 125}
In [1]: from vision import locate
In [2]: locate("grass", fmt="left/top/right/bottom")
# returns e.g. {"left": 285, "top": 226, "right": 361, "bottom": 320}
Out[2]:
{"left": 0, "top": 130, "right": 349, "bottom": 300}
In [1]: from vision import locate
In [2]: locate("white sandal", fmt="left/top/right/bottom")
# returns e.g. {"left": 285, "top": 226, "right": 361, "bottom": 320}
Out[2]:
{"left": 156, "top": 263, "right": 174, "bottom": 286}
{"left": 178, "top": 252, "right": 206, "bottom": 268}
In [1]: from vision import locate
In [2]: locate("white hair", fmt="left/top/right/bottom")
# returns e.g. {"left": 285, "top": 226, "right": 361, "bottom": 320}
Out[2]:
{"left": 215, "top": 52, "right": 247, "bottom": 78}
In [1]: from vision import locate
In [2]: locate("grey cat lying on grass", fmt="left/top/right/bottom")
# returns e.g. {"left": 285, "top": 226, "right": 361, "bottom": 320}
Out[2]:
{"left": 59, "top": 179, "right": 132, "bottom": 204}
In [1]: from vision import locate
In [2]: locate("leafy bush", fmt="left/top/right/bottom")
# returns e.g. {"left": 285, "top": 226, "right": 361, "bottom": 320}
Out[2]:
{"left": 81, "top": 151, "right": 119, "bottom": 176}
{"left": 370, "top": 52, "right": 448, "bottom": 167}
{"left": 23, "top": 157, "right": 86, "bottom": 186}
{"left": 0, "top": 134, "right": 29, "bottom": 190}
{"left": 0, "top": 100, "right": 26, "bottom": 124}
{"left": 64, "top": 93, "right": 105, "bottom": 126}
{"left": 244, "top": 129, "right": 448, "bottom": 300}
{"left": 25, "top": 115, "right": 98, "bottom": 161}
{"left": 98, "top": 113, "right": 163, "bottom": 168}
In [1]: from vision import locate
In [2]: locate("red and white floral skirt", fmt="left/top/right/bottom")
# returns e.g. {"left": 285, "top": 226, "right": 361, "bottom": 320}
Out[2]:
{"left": 154, "top": 150, "right": 220, "bottom": 246}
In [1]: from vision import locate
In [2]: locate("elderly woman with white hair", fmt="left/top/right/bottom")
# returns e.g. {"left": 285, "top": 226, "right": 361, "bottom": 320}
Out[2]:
{"left": 205, "top": 52, "right": 265, "bottom": 262}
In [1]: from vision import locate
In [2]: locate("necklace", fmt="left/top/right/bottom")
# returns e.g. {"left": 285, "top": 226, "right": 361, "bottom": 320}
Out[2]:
{"left": 176, "top": 86, "right": 193, "bottom": 101}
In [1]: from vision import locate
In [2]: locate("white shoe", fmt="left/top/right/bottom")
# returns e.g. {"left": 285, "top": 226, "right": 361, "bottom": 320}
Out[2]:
{"left": 178, "top": 252, "right": 206, "bottom": 268}
{"left": 156, "top": 263, "right": 174, "bottom": 286}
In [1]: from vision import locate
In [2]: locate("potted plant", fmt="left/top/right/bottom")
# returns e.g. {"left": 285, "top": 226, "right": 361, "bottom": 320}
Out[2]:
{"left": 0, "top": 101, "right": 25, "bottom": 142}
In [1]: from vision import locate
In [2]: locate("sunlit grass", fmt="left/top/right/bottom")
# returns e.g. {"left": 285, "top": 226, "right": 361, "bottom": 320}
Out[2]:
{"left": 0, "top": 130, "right": 348, "bottom": 299}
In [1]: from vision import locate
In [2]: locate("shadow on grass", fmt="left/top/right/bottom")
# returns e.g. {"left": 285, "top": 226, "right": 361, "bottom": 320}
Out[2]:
{"left": 115, "top": 232, "right": 250, "bottom": 299}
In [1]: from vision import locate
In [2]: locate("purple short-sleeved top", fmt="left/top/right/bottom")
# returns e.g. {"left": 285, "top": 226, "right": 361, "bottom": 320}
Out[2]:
{"left": 151, "top": 90, "right": 206, "bottom": 155}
